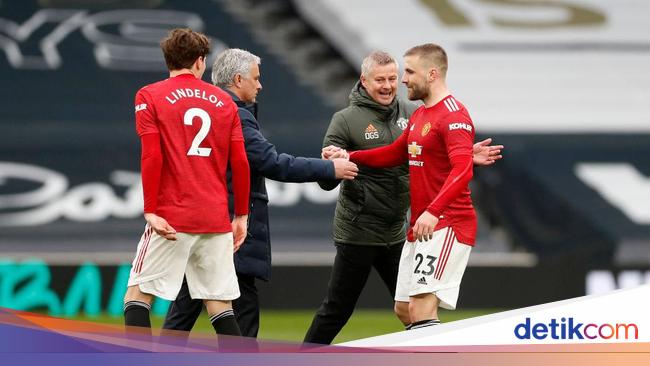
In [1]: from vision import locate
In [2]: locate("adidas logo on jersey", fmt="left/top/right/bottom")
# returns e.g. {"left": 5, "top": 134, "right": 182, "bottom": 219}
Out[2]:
{"left": 444, "top": 97, "right": 460, "bottom": 112}
{"left": 449, "top": 122, "right": 472, "bottom": 132}
{"left": 364, "top": 123, "right": 379, "bottom": 140}
{"left": 417, "top": 277, "right": 428, "bottom": 285}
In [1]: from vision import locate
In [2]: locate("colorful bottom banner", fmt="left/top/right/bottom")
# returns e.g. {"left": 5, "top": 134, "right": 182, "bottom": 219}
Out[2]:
{"left": 1, "top": 286, "right": 650, "bottom": 364}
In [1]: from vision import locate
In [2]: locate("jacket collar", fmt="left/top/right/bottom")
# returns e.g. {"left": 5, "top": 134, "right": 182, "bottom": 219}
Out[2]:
{"left": 225, "top": 88, "right": 258, "bottom": 118}
{"left": 349, "top": 80, "right": 398, "bottom": 120}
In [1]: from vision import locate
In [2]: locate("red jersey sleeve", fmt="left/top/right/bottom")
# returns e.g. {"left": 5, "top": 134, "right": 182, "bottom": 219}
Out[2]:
{"left": 140, "top": 133, "right": 162, "bottom": 213}
{"left": 426, "top": 155, "right": 473, "bottom": 217}
{"left": 443, "top": 113, "right": 474, "bottom": 159}
{"left": 135, "top": 88, "right": 162, "bottom": 213}
{"left": 426, "top": 115, "right": 475, "bottom": 217}
{"left": 135, "top": 89, "right": 158, "bottom": 137}
{"left": 230, "top": 103, "right": 244, "bottom": 142}
{"left": 228, "top": 102, "right": 250, "bottom": 216}
{"left": 349, "top": 121, "right": 410, "bottom": 168}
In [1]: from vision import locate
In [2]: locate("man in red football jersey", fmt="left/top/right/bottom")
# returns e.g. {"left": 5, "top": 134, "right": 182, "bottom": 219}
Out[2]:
{"left": 123, "top": 28, "right": 250, "bottom": 337}
{"left": 347, "top": 43, "right": 476, "bottom": 330}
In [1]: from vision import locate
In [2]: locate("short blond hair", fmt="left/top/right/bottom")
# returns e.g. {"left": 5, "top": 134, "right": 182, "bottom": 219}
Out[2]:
{"left": 404, "top": 43, "right": 448, "bottom": 77}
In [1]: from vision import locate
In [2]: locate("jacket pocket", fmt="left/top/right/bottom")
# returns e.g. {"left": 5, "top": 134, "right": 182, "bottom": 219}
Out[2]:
{"left": 339, "top": 180, "right": 366, "bottom": 221}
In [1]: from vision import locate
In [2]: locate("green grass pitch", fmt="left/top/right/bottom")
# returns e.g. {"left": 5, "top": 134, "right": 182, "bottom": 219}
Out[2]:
{"left": 67, "top": 308, "right": 498, "bottom": 343}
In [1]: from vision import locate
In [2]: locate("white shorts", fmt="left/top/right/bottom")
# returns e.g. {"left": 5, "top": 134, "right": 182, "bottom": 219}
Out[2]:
{"left": 395, "top": 227, "right": 471, "bottom": 310}
{"left": 127, "top": 224, "right": 240, "bottom": 301}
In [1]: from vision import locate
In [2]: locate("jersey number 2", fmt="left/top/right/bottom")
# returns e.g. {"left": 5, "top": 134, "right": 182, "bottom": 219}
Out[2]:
{"left": 184, "top": 108, "right": 212, "bottom": 157}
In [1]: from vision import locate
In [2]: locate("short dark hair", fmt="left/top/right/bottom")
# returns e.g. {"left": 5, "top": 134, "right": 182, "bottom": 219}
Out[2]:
{"left": 404, "top": 43, "right": 448, "bottom": 77}
{"left": 160, "top": 28, "right": 211, "bottom": 71}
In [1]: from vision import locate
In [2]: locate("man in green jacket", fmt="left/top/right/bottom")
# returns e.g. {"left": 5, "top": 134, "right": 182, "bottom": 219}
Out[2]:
{"left": 303, "top": 51, "right": 502, "bottom": 344}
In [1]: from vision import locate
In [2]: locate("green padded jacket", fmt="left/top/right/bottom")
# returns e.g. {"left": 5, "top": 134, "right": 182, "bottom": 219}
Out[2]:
{"left": 319, "top": 81, "right": 418, "bottom": 246}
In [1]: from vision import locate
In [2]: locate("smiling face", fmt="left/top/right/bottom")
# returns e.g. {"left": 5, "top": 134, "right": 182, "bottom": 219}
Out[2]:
{"left": 402, "top": 56, "right": 432, "bottom": 100}
{"left": 360, "top": 62, "right": 398, "bottom": 106}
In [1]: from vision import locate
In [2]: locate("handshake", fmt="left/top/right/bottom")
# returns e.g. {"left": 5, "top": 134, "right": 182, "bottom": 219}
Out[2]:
{"left": 321, "top": 145, "right": 358, "bottom": 180}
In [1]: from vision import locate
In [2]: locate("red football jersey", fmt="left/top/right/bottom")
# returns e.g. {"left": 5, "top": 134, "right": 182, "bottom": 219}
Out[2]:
{"left": 406, "top": 95, "right": 477, "bottom": 244}
{"left": 135, "top": 74, "right": 243, "bottom": 233}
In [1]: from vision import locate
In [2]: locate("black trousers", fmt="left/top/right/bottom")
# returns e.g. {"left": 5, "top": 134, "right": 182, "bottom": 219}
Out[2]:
{"left": 303, "top": 242, "right": 403, "bottom": 344}
{"left": 163, "top": 273, "right": 260, "bottom": 338}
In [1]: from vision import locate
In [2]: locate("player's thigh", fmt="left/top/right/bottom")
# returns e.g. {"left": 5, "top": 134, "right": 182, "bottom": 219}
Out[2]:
{"left": 185, "top": 232, "right": 240, "bottom": 301}
{"left": 394, "top": 240, "right": 416, "bottom": 302}
{"left": 398, "top": 227, "right": 450, "bottom": 299}
{"left": 432, "top": 237, "right": 472, "bottom": 310}
{"left": 410, "top": 228, "right": 471, "bottom": 309}
{"left": 127, "top": 225, "right": 193, "bottom": 300}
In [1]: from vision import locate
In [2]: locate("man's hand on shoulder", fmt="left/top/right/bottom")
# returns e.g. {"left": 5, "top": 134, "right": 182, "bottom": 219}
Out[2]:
{"left": 232, "top": 215, "right": 248, "bottom": 252}
{"left": 144, "top": 213, "right": 177, "bottom": 241}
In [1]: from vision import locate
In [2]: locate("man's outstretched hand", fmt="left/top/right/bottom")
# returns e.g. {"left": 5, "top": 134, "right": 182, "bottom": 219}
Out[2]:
{"left": 332, "top": 158, "right": 358, "bottom": 180}
{"left": 322, "top": 145, "right": 349, "bottom": 160}
{"left": 322, "top": 145, "right": 357, "bottom": 180}
{"left": 473, "top": 138, "right": 504, "bottom": 166}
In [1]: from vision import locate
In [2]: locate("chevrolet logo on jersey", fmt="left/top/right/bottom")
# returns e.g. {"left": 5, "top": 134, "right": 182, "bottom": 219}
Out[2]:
{"left": 408, "top": 142, "right": 422, "bottom": 158}
{"left": 365, "top": 123, "right": 379, "bottom": 140}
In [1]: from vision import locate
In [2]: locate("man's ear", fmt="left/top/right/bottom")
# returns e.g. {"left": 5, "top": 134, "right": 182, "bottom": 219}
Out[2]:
{"left": 428, "top": 67, "right": 438, "bottom": 82}
{"left": 194, "top": 56, "right": 205, "bottom": 72}
{"left": 233, "top": 74, "right": 242, "bottom": 88}
{"left": 360, "top": 74, "right": 367, "bottom": 89}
